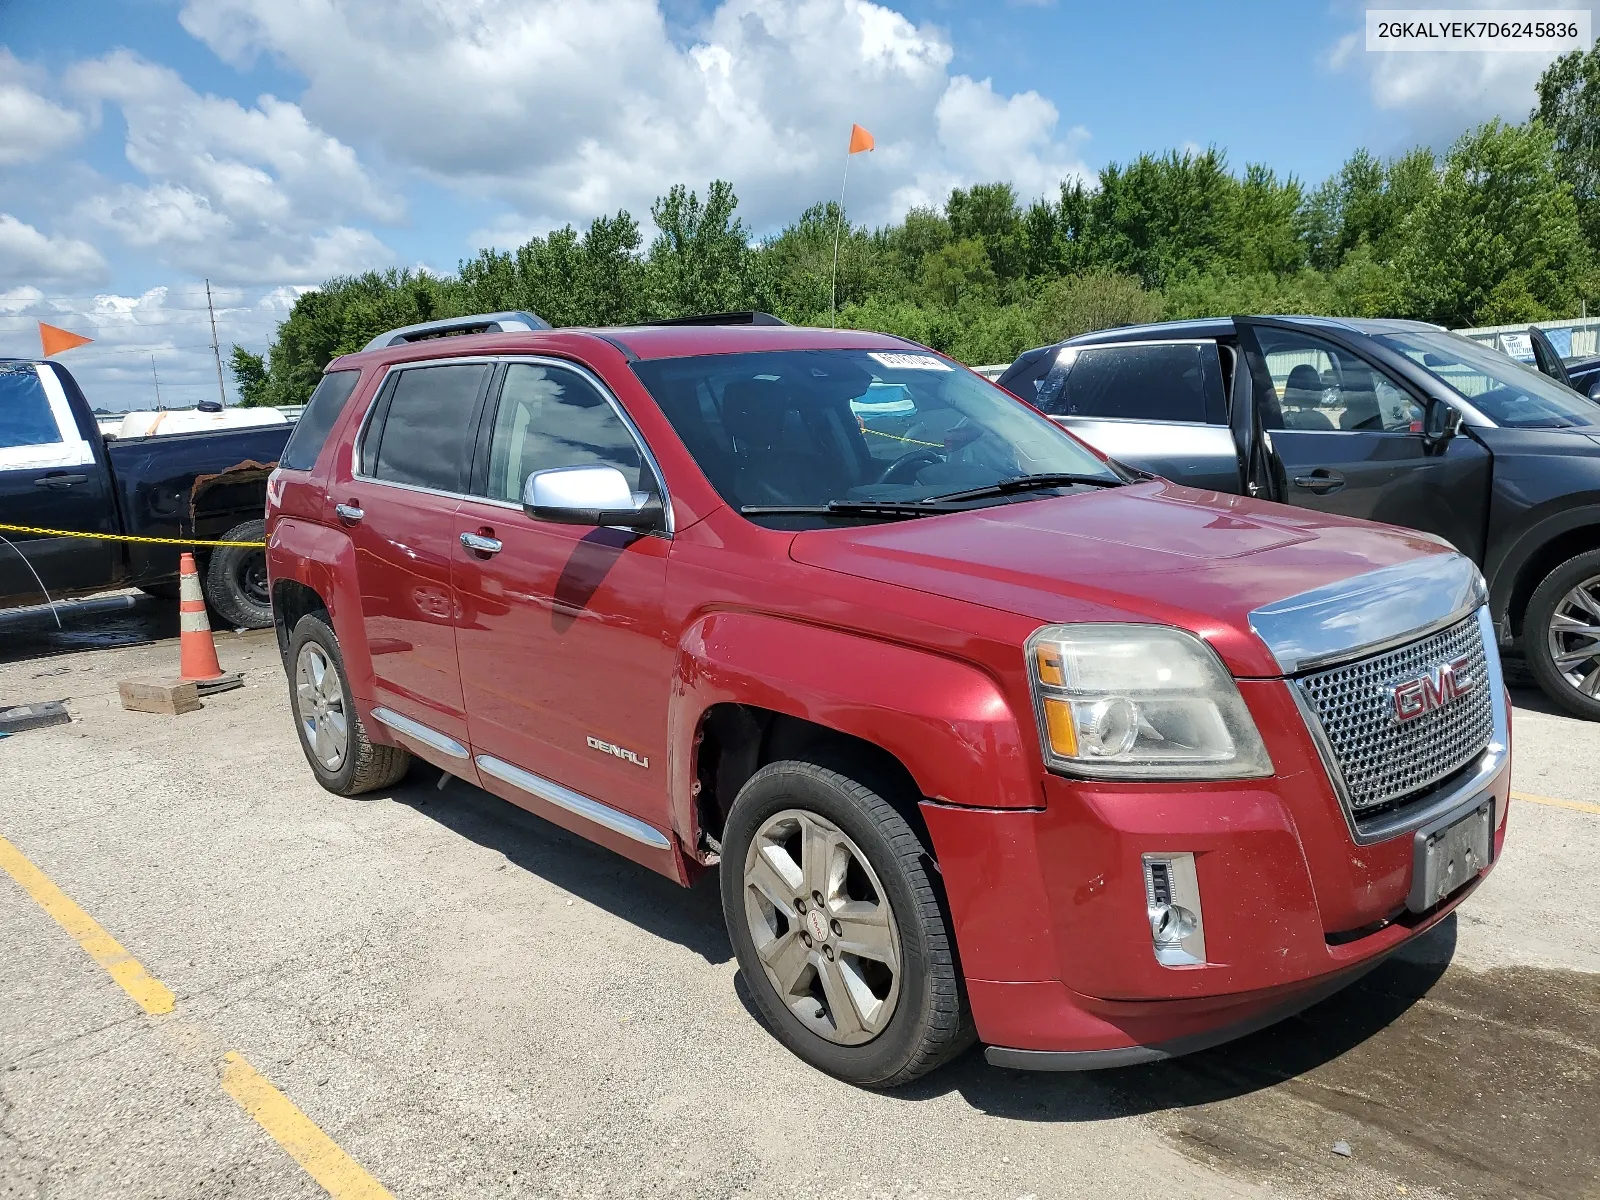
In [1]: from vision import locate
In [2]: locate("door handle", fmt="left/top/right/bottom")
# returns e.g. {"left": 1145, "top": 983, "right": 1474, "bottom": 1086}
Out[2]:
{"left": 334, "top": 502, "right": 364, "bottom": 524}
{"left": 34, "top": 473, "right": 88, "bottom": 489}
{"left": 1292, "top": 470, "right": 1346, "bottom": 495}
{"left": 460, "top": 531, "right": 503, "bottom": 556}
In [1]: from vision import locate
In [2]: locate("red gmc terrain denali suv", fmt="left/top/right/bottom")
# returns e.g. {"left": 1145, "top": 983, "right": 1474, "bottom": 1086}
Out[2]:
{"left": 265, "top": 312, "right": 1511, "bottom": 1087}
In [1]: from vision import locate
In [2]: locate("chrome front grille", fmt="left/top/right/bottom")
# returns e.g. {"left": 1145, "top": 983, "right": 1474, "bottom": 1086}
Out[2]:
{"left": 1296, "top": 615, "right": 1495, "bottom": 814}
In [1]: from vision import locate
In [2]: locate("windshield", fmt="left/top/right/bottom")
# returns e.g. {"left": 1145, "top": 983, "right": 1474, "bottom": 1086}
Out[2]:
{"left": 631, "top": 348, "right": 1119, "bottom": 527}
{"left": 1375, "top": 329, "right": 1600, "bottom": 429}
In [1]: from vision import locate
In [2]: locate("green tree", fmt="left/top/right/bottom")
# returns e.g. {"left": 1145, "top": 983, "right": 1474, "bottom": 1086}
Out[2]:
{"left": 1535, "top": 38, "right": 1600, "bottom": 248}
{"left": 1088, "top": 148, "right": 1234, "bottom": 286}
{"left": 645, "top": 181, "right": 751, "bottom": 316}
{"left": 1032, "top": 272, "right": 1163, "bottom": 342}
{"left": 919, "top": 238, "right": 996, "bottom": 306}
{"left": 1226, "top": 164, "right": 1305, "bottom": 275}
{"left": 1394, "top": 119, "right": 1588, "bottom": 325}
{"left": 946, "top": 182, "right": 1025, "bottom": 282}
{"left": 228, "top": 346, "right": 270, "bottom": 407}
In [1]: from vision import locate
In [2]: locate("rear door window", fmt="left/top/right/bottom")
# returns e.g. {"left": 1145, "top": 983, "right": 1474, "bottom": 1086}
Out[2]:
{"left": 279, "top": 370, "right": 361, "bottom": 471}
{"left": 1037, "top": 342, "right": 1226, "bottom": 423}
{"left": 363, "top": 363, "right": 489, "bottom": 492}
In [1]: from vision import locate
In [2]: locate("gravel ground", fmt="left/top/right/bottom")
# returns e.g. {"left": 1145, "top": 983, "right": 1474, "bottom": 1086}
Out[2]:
{"left": 0, "top": 627, "right": 1596, "bottom": 1200}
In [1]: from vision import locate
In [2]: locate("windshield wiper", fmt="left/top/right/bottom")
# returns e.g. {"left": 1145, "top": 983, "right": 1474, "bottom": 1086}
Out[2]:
{"left": 740, "top": 501, "right": 963, "bottom": 519}
{"left": 922, "top": 472, "right": 1123, "bottom": 504}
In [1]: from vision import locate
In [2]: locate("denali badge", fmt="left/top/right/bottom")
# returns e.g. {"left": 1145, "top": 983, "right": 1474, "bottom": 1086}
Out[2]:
{"left": 1391, "top": 655, "right": 1474, "bottom": 723}
{"left": 587, "top": 736, "right": 649, "bottom": 769}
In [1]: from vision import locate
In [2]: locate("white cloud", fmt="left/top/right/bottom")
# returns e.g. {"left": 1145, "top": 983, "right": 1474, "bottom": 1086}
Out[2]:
{"left": 0, "top": 283, "right": 311, "bottom": 411}
{"left": 0, "top": 50, "right": 86, "bottom": 166}
{"left": 50, "top": 50, "right": 400, "bottom": 283}
{"left": 0, "top": 213, "right": 107, "bottom": 284}
{"left": 1327, "top": 0, "right": 1589, "bottom": 148}
{"left": 176, "top": 0, "right": 1091, "bottom": 234}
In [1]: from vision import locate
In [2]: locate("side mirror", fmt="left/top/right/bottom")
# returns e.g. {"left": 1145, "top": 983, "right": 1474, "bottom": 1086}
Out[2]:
{"left": 1422, "top": 401, "right": 1462, "bottom": 448}
{"left": 523, "top": 465, "right": 663, "bottom": 531}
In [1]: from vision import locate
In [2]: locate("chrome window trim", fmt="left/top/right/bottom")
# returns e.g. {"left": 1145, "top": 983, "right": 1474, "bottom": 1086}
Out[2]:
{"left": 475, "top": 755, "right": 671, "bottom": 850}
{"left": 350, "top": 353, "right": 674, "bottom": 536}
{"left": 1288, "top": 606, "right": 1508, "bottom": 845}
{"left": 1248, "top": 554, "right": 1488, "bottom": 676}
{"left": 370, "top": 706, "right": 470, "bottom": 760}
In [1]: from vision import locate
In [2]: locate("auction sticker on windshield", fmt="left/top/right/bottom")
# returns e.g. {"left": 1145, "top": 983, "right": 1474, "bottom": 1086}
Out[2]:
{"left": 869, "top": 352, "right": 952, "bottom": 371}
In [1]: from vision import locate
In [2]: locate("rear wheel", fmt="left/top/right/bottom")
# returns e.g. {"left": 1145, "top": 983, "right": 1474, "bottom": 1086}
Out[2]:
{"left": 203, "top": 518, "right": 272, "bottom": 630}
{"left": 720, "top": 759, "right": 972, "bottom": 1087}
{"left": 288, "top": 614, "right": 411, "bottom": 795}
{"left": 1525, "top": 548, "right": 1600, "bottom": 721}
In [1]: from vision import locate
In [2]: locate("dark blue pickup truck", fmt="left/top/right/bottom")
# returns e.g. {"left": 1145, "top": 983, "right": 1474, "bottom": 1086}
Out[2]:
{"left": 0, "top": 358, "right": 291, "bottom": 628}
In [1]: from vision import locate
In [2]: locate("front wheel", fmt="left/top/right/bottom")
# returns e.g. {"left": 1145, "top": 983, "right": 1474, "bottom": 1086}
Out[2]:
{"left": 288, "top": 614, "right": 412, "bottom": 795}
{"left": 1525, "top": 548, "right": 1600, "bottom": 720}
{"left": 720, "top": 759, "right": 972, "bottom": 1087}
{"left": 203, "top": 518, "right": 272, "bottom": 630}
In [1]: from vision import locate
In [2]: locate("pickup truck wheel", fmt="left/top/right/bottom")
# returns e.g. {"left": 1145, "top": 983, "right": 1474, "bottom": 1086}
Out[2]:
{"left": 288, "top": 614, "right": 411, "bottom": 795}
{"left": 720, "top": 760, "right": 972, "bottom": 1087}
{"left": 1526, "top": 549, "right": 1600, "bottom": 720}
{"left": 203, "top": 518, "right": 272, "bottom": 630}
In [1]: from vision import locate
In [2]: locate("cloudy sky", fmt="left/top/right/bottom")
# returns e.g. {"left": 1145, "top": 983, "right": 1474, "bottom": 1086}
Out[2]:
{"left": 0, "top": 0, "right": 1587, "bottom": 410}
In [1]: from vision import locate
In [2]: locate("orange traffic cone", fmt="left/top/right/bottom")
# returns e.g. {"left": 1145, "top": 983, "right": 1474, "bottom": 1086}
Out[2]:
{"left": 177, "top": 552, "right": 227, "bottom": 683}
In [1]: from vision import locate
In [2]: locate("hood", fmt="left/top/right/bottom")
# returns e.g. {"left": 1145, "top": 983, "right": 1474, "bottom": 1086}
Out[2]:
{"left": 788, "top": 481, "right": 1459, "bottom": 677}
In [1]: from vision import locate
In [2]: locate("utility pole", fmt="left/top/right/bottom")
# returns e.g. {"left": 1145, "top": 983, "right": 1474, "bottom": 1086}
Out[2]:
{"left": 205, "top": 278, "right": 227, "bottom": 408}
{"left": 150, "top": 354, "right": 163, "bottom": 410}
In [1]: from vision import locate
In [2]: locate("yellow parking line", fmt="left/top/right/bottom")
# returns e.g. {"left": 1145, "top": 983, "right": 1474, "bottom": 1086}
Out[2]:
{"left": 0, "top": 835, "right": 175, "bottom": 1015}
{"left": 222, "top": 1052, "right": 395, "bottom": 1198}
{"left": 1, "top": 834, "right": 395, "bottom": 1199}
{"left": 1512, "top": 791, "right": 1600, "bottom": 816}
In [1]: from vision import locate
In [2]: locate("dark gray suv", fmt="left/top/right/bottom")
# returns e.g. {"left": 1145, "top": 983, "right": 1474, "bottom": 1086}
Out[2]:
{"left": 999, "top": 316, "right": 1600, "bottom": 719}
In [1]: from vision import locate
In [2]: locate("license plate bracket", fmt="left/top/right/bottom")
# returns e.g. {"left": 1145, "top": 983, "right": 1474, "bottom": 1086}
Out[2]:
{"left": 1407, "top": 798, "right": 1494, "bottom": 913}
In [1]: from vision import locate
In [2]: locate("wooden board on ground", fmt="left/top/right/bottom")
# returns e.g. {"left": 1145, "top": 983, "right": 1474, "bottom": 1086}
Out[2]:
{"left": 118, "top": 678, "right": 201, "bottom": 716}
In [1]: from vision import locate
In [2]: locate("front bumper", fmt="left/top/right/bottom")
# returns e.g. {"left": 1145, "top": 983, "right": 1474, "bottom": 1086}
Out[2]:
{"left": 920, "top": 676, "right": 1511, "bottom": 1065}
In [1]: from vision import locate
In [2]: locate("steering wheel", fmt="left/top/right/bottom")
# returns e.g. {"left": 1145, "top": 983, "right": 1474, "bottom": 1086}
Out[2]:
{"left": 875, "top": 448, "right": 945, "bottom": 485}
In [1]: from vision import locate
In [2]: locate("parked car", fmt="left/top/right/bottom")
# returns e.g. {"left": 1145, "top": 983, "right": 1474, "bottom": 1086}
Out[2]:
{"left": 266, "top": 313, "right": 1509, "bottom": 1087}
{"left": 998, "top": 317, "right": 1600, "bottom": 720}
{"left": 0, "top": 357, "right": 288, "bottom": 627}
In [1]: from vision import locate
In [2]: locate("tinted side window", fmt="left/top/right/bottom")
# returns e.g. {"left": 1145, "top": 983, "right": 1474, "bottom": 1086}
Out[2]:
{"left": 1254, "top": 328, "right": 1422, "bottom": 433}
{"left": 1040, "top": 343, "right": 1223, "bottom": 423}
{"left": 280, "top": 370, "right": 361, "bottom": 471}
{"left": 480, "top": 363, "right": 649, "bottom": 503}
{"left": 367, "top": 364, "right": 488, "bottom": 492}
{"left": 0, "top": 365, "right": 65, "bottom": 449}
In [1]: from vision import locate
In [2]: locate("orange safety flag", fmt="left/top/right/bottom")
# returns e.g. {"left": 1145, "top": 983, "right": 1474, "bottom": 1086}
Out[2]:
{"left": 39, "top": 322, "right": 93, "bottom": 357}
{"left": 848, "top": 123, "right": 875, "bottom": 154}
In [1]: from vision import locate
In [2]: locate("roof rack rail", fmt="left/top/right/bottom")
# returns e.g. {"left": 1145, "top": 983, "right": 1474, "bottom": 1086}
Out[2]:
{"left": 362, "top": 310, "right": 551, "bottom": 352}
{"left": 641, "top": 311, "right": 789, "bottom": 327}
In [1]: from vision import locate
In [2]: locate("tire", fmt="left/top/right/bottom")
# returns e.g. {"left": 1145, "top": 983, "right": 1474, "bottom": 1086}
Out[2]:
{"left": 288, "top": 614, "right": 412, "bottom": 795}
{"left": 1525, "top": 548, "right": 1600, "bottom": 721}
{"left": 203, "top": 518, "right": 272, "bottom": 630}
{"left": 720, "top": 759, "right": 973, "bottom": 1088}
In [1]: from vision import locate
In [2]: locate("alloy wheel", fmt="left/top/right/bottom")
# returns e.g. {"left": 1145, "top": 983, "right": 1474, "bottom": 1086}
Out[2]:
{"left": 295, "top": 642, "right": 349, "bottom": 771}
{"left": 742, "top": 808, "right": 902, "bottom": 1046}
{"left": 1547, "top": 572, "right": 1600, "bottom": 700}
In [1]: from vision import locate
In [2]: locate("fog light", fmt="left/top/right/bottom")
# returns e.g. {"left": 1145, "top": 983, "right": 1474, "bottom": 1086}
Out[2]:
{"left": 1142, "top": 853, "right": 1207, "bottom": 967}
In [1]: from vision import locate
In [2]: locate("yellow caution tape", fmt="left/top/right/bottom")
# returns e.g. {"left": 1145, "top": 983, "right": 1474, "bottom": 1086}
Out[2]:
{"left": 0, "top": 522, "right": 265, "bottom": 548}
{"left": 860, "top": 426, "right": 946, "bottom": 450}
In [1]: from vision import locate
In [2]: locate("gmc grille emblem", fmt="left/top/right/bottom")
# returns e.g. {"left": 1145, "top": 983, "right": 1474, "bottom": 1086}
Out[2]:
{"left": 1391, "top": 655, "right": 1475, "bottom": 723}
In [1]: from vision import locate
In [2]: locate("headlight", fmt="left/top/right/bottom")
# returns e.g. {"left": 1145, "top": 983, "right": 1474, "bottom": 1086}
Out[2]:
{"left": 1025, "top": 624, "right": 1273, "bottom": 780}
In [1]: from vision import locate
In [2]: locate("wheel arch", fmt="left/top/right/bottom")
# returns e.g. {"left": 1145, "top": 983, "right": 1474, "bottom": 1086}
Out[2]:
{"left": 669, "top": 612, "right": 1039, "bottom": 864}
{"left": 1491, "top": 508, "right": 1600, "bottom": 639}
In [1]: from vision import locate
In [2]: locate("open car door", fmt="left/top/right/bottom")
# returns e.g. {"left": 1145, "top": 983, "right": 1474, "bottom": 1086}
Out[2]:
{"left": 1528, "top": 325, "right": 1573, "bottom": 389}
